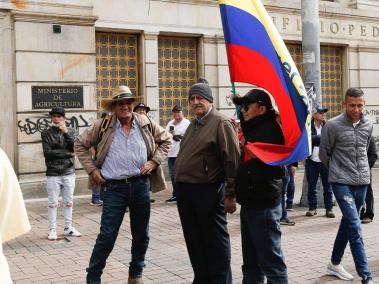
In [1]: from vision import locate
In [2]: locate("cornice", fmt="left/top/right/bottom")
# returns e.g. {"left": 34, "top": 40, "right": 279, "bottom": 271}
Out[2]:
{"left": 12, "top": 11, "right": 97, "bottom": 26}
{"left": 151, "top": 0, "right": 218, "bottom": 6}
{"left": 350, "top": 46, "right": 379, "bottom": 53}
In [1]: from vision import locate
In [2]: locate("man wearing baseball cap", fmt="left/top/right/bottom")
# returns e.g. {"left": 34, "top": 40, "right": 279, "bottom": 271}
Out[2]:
{"left": 305, "top": 105, "right": 335, "bottom": 218}
{"left": 174, "top": 81, "right": 240, "bottom": 283}
{"left": 41, "top": 107, "right": 81, "bottom": 240}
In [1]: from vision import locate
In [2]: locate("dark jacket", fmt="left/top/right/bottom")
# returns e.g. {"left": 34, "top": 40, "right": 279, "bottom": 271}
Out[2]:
{"left": 174, "top": 107, "right": 240, "bottom": 197}
{"left": 308, "top": 118, "right": 324, "bottom": 158}
{"left": 235, "top": 111, "right": 285, "bottom": 208}
{"left": 367, "top": 136, "right": 377, "bottom": 169}
{"left": 41, "top": 126, "right": 76, "bottom": 176}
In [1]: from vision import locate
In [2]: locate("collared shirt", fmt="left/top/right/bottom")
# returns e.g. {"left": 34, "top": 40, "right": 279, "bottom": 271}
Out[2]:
{"left": 101, "top": 118, "right": 147, "bottom": 179}
{"left": 310, "top": 123, "right": 322, "bottom": 162}
{"left": 195, "top": 106, "right": 213, "bottom": 125}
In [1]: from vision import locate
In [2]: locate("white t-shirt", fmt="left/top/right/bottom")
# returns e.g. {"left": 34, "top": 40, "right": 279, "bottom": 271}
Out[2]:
{"left": 166, "top": 118, "right": 191, "bottom": 157}
{"left": 310, "top": 123, "right": 322, "bottom": 162}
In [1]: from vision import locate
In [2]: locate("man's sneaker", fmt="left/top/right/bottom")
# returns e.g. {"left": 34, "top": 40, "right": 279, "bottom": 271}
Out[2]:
{"left": 90, "top": 199, "right": 103, "bottom": 206}
{"left": 362, "top": 278, "right": 374, "bottom": 284}
{"left": 286, "top": 204, "right": 293, "bottom": 211}
{"left": 280, "top": 218, "right": 296, "bottom": 226}
{"left": 63, "top": 226, "right": 82, "bottom": 237}
{"left": 127, "top": 276, "right": 144, "bottom": 284}
{"left": 326, "top": 209, "right": 336, "bottom": 218}
{"left": 48, "top": 229, "right": 57, "bottom": 240}
{"left": 165, "top": 196, "right": 177, "bottom": 204}
{"left": 306, "top": 209, "right": 317, "bottom": 217}
{"left": 362, "top": 217, "right": 373, "bottom": 224}
{"left": 326, "top": 262, "right": 354, "bottom": 281}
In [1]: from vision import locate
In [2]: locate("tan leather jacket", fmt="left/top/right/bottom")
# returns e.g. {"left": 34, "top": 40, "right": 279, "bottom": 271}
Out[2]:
{"left": 74, "top": 113, "right": 172, "bottom": 192}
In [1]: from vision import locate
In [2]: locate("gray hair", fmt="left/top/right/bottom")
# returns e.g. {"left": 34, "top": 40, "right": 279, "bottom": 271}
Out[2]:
{"left": 345, "top": 87, "right": 364, "bottom": 99}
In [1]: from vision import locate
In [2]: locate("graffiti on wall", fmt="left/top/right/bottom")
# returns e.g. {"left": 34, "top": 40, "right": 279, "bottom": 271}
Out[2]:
{"left": 18, "top": 114, "right": 90, "bottom": 135}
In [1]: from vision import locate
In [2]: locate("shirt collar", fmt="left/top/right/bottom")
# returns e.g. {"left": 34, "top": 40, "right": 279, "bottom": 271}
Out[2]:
{"left": 195, "top": 106, "right": 213, "bottom": 125}
{"left": 116, "top": 117, "right": 136, "bottom": 129}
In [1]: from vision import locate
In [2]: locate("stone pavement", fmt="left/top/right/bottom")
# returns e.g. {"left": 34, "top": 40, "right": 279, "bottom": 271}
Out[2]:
{"left": 4, "top": 170, "right": 379, "bottom": 284}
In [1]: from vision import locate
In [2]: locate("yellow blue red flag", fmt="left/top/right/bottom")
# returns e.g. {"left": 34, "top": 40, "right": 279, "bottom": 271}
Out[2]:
{"left": 219, "top": 0, "right": 311, "bottom": 165}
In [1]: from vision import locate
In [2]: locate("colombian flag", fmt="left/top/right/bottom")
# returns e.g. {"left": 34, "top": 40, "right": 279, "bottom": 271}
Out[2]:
{"left": 219, "top": 0, "right": 311, "bottom": 165}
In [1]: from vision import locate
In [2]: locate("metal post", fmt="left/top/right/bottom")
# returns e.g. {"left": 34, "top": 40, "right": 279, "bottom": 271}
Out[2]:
{"left": 300, "top": 0, "right": 324, "bottom": 208}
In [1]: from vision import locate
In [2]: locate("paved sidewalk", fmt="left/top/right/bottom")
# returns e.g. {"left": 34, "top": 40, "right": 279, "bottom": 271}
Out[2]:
{"left": 4, "top": 170, "right": 379, "bottom": 284}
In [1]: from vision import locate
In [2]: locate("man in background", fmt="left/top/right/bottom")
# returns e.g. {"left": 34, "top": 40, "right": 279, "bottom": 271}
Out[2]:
{"left": 41, "top": 107, "right": 81, "bottom": 240}
{"left": 165, "top": 105, "right": 190, "bottom": 203}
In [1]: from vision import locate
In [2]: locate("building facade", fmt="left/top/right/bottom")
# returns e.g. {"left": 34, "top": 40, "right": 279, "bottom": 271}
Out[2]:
{"left": 0, "top": 0, "right": 378, "bottom": 197}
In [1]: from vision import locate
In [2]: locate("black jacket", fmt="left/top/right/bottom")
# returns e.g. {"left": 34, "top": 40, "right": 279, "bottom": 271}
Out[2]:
{"left": 235, "top": 111, "right": 285, "bottom": 208}
{"left": 41, "top": 126, "right": 76, "bottom": 176}
{"left": 367, "top": 136, "right": 377, "bottom": 169}
{"left": 308, "top": 118, "right": 324, "bottom": 159}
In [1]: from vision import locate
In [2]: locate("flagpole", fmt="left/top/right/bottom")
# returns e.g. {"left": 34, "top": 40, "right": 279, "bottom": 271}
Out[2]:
{"left": 231, "top": 82, "right": 241, "bottom": 119}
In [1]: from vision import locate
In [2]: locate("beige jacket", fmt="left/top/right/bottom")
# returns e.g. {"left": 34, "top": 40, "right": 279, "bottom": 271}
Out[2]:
{"left": 74, "top": 113, "right": 172, "bottom": 192}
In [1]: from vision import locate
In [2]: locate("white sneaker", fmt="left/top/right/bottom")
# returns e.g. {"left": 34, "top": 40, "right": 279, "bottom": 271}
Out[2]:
{"left": 63, "top": 226, "right": 82, "bottom": 237}
{"left": 326, "top": 262, "right": 354, "bottom": 281}
{"left": 48, "top": 229, "right": 57, "bottom": 240}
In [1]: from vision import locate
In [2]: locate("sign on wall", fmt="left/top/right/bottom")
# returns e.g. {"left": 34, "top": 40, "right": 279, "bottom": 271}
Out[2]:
{"left": 31, "top": 86, "right": 84, "bottom": 109}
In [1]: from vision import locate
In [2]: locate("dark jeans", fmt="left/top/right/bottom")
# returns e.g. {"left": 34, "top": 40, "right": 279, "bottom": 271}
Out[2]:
{"left": 167, "top": 157, "right": 177, "bottom": 197}
{"left": 281, "top": 166, "right": 295, "bottom": 219}
{"left": 331, "top": 183, "right": 372, "bottom": 282}
{"left": 176, "top": 182, "right": 232, "bottom": 284}
{"left": 240, "top": 204, "right": 288, "bottom": 284}
{"left": 86, "top": 177, "right": 151, "bottom": 283}
{"left": 305, "top": 159, "right": 333, "bottom": 210}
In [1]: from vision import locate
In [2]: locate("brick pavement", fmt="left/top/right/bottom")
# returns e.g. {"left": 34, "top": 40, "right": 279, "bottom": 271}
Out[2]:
{"left": 4, "top": 170, "right": 379, "bottom": 283}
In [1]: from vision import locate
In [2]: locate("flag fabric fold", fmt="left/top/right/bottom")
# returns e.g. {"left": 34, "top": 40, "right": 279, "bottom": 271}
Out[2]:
{"left": 219, "top": 0, "right": 311, "bottom": 165}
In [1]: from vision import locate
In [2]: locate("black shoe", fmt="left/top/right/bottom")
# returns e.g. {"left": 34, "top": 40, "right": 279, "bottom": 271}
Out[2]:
{"left": 361, "top": 217, "right": 373, "bottom": 224}
{"left": 165, "top": 196, "right": 177, "bottom": 203}
{"left": 90, "top": 199, "right": 103, "bottom": 206}
{"left": 306, "top": 209, "right": 317, "bottom": 217}
{"left": 326, "top": 209, "right": 335, "bottom": 218}
{"left": 286, "top": 204, "right": 293, "bottom": 211}
{"left": 280, "top": 218, "right": 295, "bottom": 226}
{"left": 150, "top": 198, "right": 155, "bottom": 203}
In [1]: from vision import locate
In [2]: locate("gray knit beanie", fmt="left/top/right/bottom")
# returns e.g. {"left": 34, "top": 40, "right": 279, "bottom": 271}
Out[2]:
{"left": 189, "top": 83, "right": 213, "bottom": 103}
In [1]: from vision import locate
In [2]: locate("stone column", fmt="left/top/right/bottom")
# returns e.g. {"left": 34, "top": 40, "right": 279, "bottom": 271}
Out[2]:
{"left": 0, "top": 11, "right": 16, "bottom": 165}
{"left": 143, "top": 32, "right": 160, "bottom": 123}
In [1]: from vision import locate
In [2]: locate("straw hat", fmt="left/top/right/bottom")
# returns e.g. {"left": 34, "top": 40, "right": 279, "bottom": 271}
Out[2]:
{"left": 101, "top": 85, "right": 143, "bottom": 110}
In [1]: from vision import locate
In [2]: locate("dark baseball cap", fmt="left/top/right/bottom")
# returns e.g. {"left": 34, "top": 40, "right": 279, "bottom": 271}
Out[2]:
{"left": 313, "top": 105, "right": 328, "bottom": 113}
{"left": 233, "top": 89, "right": 273, "bottom": 109}
{"left": 134, "top": 103, "right": 150, "bottom": 113}
{"left": 172, "top": 105, "right": 182, "bottom": 112}
{"left": 49, "top": 107, "right": 65, "bottom": 116}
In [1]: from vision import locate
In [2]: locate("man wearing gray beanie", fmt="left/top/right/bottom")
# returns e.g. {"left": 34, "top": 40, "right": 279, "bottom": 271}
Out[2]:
{"left": 175, "top": 81, "right": 240, "bottom": 283}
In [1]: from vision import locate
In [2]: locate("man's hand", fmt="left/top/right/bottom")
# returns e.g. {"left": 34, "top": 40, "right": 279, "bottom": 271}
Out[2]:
{"left": 289, "top": 166, "right": 296, "bottom": 176}
{"left": 91, "top": 169, "right": 106, "bottom": 185}
{"left": 140, "top": 160, "right": 158, "bottom": 175}
{"left": 224, "top": 196, "right": 237, "bottom": 214}
{"left": 58, "top": 121, "right": 68, "bottom": 134}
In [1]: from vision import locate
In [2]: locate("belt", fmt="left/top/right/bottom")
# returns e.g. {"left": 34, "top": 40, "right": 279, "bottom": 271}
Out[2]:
{"left": 106, "top": 175, "right": 148, "bottom": 184}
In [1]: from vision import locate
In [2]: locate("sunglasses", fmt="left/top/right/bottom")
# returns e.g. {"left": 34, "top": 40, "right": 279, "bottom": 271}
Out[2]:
{"left": 238, "top": 101, "right": 264, "bottom": 112}
{"left": 116, "top": 99, "right": 135, "bottom": 106}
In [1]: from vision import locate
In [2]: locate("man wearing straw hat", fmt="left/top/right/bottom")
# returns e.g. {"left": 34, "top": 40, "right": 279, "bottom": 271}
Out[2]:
{"left": 75, "top": 85, "right": 172, "bottom": 284}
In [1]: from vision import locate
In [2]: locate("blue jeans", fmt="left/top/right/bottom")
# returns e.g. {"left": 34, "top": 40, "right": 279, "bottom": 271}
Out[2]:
{"left": 86, "top": 177, "right": 151, "bottom": 283}
{"left": 331, "top": 183, "right": 372, "bottom": 281}
{"left": 281, "top": 167, "right": 295, "bottom": 219}
{"left": 240, "top": 204, "right": 288, "bottom": 284}
{"left": 167, "top": 157, "right": 177, "bottom": 197}
{"left": 305, "top": 159, "right": 333, "bottom": 210}
{"left": 176, "top": 182, "right": 232, "bottom": 284}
